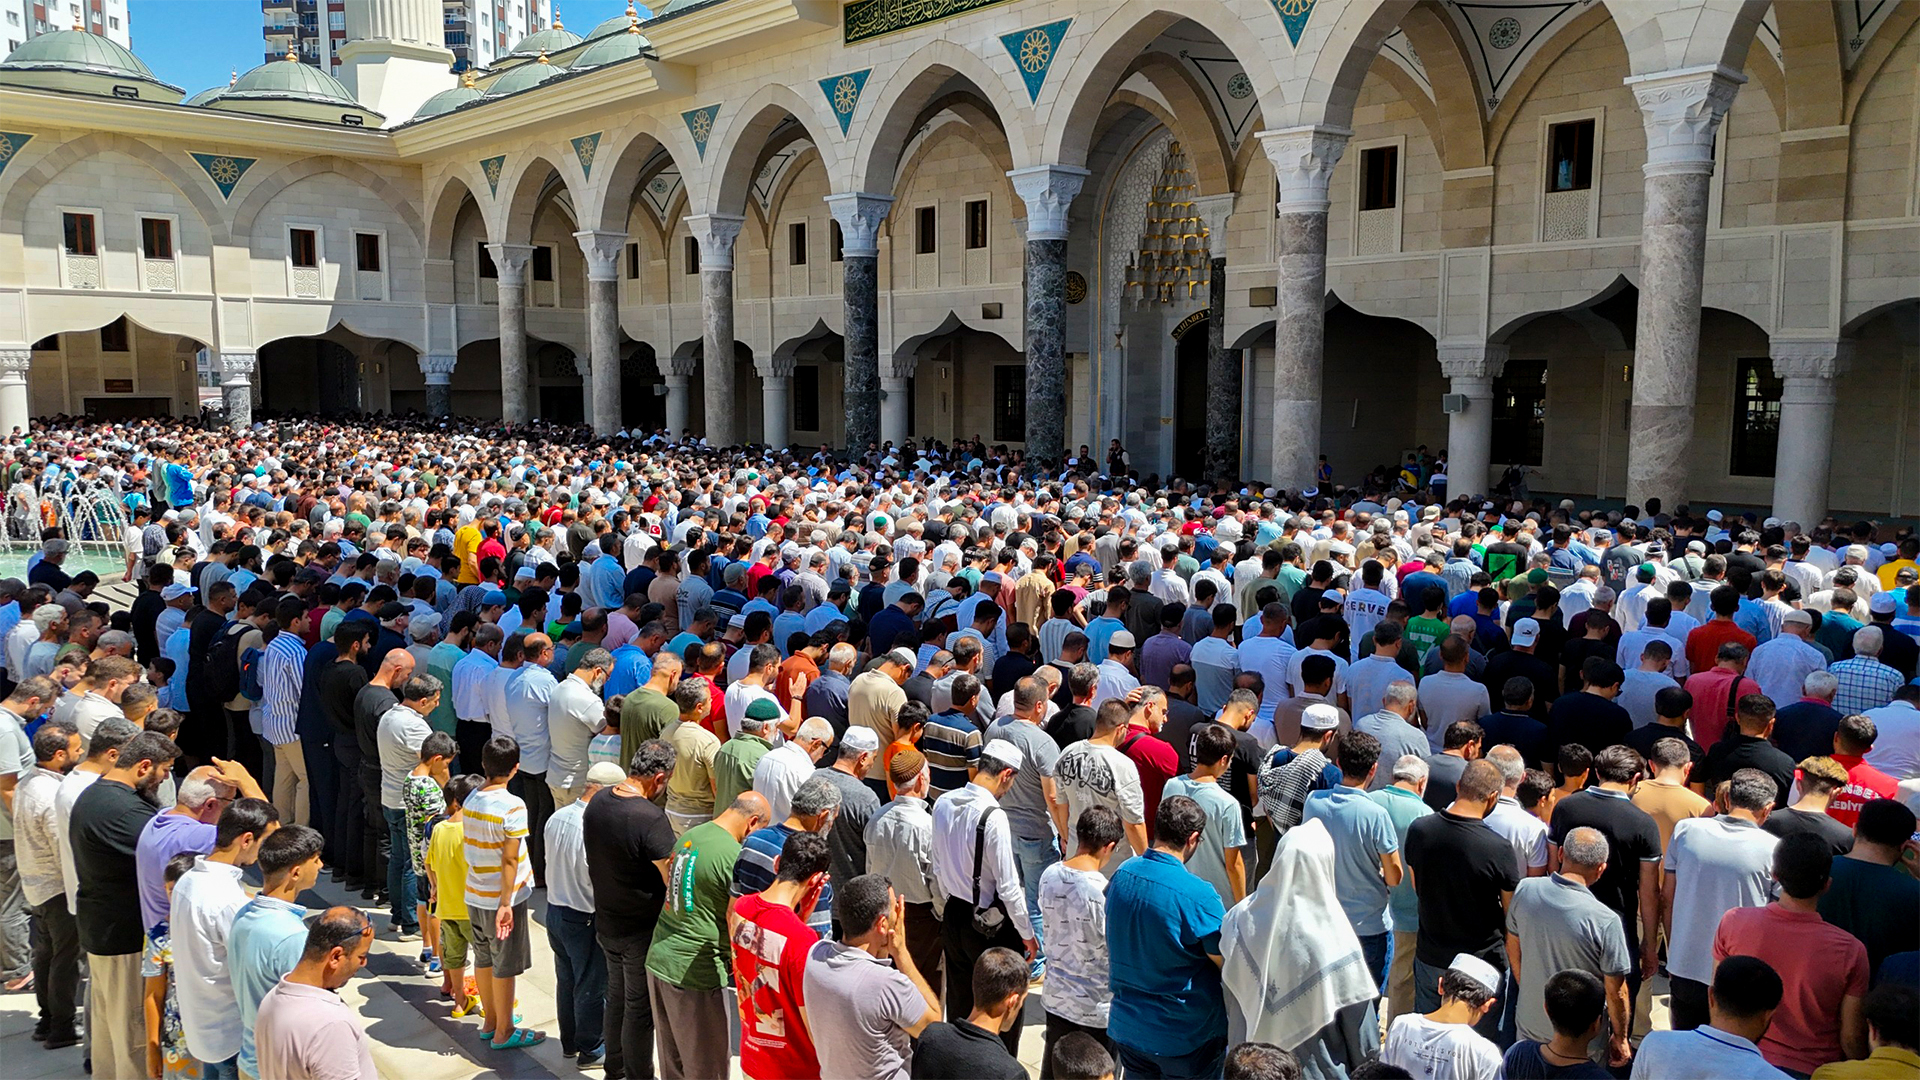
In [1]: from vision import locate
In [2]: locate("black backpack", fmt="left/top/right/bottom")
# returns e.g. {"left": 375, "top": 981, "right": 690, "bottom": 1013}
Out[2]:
{"left": 204, "top": 622, "right": 249, "bottom": 705}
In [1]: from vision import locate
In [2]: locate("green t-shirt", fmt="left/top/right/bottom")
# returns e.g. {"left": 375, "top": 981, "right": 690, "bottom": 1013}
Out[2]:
{"left": 713, "top": 733, "right": 771, "bottom": 810}
{"left": 646, "top": 820, "right": 742, "bottom": 990}
{"left": 1277, "top": 564, "right": 1309, "bottom": 603}
{"left": 620, "top": 687, "right": 679, "bottom": 772}
{"left": 1404, "top": 615, "right": 1449, "bottom": 667}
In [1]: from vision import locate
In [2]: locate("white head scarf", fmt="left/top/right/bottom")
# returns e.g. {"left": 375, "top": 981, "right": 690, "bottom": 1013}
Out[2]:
{"left": 1220, "top": 819, "right": 1379, "bottom": 1051}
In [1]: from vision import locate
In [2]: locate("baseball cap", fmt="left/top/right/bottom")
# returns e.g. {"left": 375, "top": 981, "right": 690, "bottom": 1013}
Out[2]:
{"left": 1511, "top": 617, "right": 1540, "bottom": 647}
{"left": 481, "top": 590, "right": 509, "bottom": 606}
{"left": 1301, "top": 704, "right": 1342, "bottom": 731}
{"left": 376, "top": 602, "right": 409, "bottom": 621}
{"left": 161, "top": 583, "right": 196, "bottom": 601}
{"left": 1108, "top": 630, "right": 1136, "bottom": 650}
{"left": 586, "top": 762, "right": 626, "bottom": 787}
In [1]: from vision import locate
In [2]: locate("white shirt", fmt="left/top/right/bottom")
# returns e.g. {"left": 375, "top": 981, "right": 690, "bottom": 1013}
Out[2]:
{"left": 53, "top": 768, "right": 101, "bottom": 910}
{"left": 1236, "top": 636, "right": 1297, "bottom": 725}
{"left": 171, "top": 856, "right": 251, "bottom": 1063}
{"left": 1342, "top": 587, "right": 1392, "bottom": 643}
{"left": 1745, "top": 634, "right": 1827, "bottom": 710}
{"left": 725, "top": 682, "right": 785, "bottom": 740}
{"left": 542, "top": 799, "right": 594, "bottom": 912}
{"left": 451, "top": 648, "right": 499, "bottom": 721}
{"left": 928, "top": 782, "right": 1034, "bottom": 939}
{"left": 1618, "top": 669, "right": 1679, "bottom": 729}
{"left": 1863, "top": 699, "right": 1920, "bottom": 779}
{"left": 1629, "top": 1026, "right": 1790, "bottom": 1080}
{"left": 1484, "top": 795, "right": 1550, "bottom": 876}
{"left": 376, "top": 704, "right": 432, "bottom": 810}
{"left": 1286, "top": 646, "right": 1350, "bottom": 700}
{"left": 546, "top": 674, "right": 605, "bottom": 790}
{"left": 1091, "top": 658, "right": 1139, "bottom": 712}
{"left": 14, "top": 766, "right": 67, "bottom": 907}
{"left": 1383, "top": 1013, "right": 1503, "bottom": 1080}
{"left": 1147, "top": 568, "right": 1190, "bottom": 606}
{"left": 751, "top": 742, "right": 816, "bottom": 822}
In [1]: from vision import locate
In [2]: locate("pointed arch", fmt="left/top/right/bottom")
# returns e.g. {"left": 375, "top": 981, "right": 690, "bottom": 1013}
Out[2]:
{"left": 1280, "top": 0, "right": 1417, "bottom": 129}
{"left": 498, "top": 153, "right": 574, "bottom": 245}
{"left": 1394, "top": 0, "right": 1488, "bottom": 170}
{"left": 1601, "top": 0, "right": 1769, "bottom": 77}
{"left": 1120, "top": 53, "right": 1235, "bottom": 194}
{"left": 425, "top": 170, "right": 483, "bottom": 261}
{"left": 586, "top": 117, "right": 702, "bottom": 235}
{"left": 1, "top": 132, "right": 228, "bottom": 243}
{"left": 704, "top": 83, "right": 845, "bottom": 219}
{"left": 231, "top": 157, "right": 424, "bottom": 245}
{"left": 856, "top": 37, "right": 1030, "bottom": 196}
{"left": 1486, "top": 3, "right": 1618, "bottom": 161}
{"left": 1845, "top": 3, "right": 1920, "bottom": 124}
{"left": 1773, "top": 0, "right": 1844, "bottom": 129}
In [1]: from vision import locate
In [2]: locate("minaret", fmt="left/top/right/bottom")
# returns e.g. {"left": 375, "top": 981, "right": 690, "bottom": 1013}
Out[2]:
{"left": 336, "top": 0, "right": 457, "bottom": 126}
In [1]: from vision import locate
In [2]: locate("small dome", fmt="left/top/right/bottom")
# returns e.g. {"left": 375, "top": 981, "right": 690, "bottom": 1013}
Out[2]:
{"left": 572, "top": 21, "right": 650, "bottom": 69}
{"left": 587, "top": 4, "right": 642, "bottom": 38}
{"left": 412, "top": 70, "right": 482, "bottom": 119}
{"left": 0, "top": 24, "right": 182, "bottom": 101}
{"left": 206, "top": 50, "right": 383, "bottom": 125}
{"left": 506, "top": 20, "right": 581, "bottom": 60}
{"left": 183, "top": 85, "right": 226, "bottom": 106}
{"left": 647, "top": 0, "right": 710, "bottom": 20}
{"left": 486, "top": 50, "right": 560, "bottom": 97}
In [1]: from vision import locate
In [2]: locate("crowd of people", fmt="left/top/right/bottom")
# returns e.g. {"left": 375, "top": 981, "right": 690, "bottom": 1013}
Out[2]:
{"left": 0, "top": 413, "right": 1917, "bottom": 1080}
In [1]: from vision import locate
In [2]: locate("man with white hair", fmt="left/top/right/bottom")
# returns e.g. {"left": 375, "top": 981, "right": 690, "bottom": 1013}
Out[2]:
{"left": 1746, "top": 608, "right": 1828, "bottom": 708}
{"left": 1831, "top": 626, "right": 1905, "bottom": 714}
{"left": 1355, "top": 682, "right": 1431, "bottom": 790}
{"left": 1482, "top": 744, "right": 1549, "bottom": 879}
{"left": 1504, "top": 825, "right": 1633, "bottom": 1068}
{"left": 1369, "top": 753, "right": 1433, "bottom": 1025}
{"left": 751, "top": 715, "right": 833, "bottom": 822}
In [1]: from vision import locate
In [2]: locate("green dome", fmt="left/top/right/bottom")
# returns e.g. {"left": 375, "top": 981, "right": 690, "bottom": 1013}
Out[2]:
{"left": 506, "top": 25, "right": 581, "bottom": 59}
{"left": 183, "top": 85, "right": 227, "bottom": 107}
{"left": 1, "top": 27, "right": 158, "bottom": 79}
{"left": 485, "top": 54, "right": 561, "bottom": 97}
{"left": 587, "top": 6, "right": 643, "bottom": 38}
{"left": 225, "top": 54, "right": 359, "bottom": 103}
{"left": 647, "top": 0, "right": 711, "bottom": 20}
{"left": 572, "top": 25, "right": 650, "bottom": 69}
{"left": 412, "top": 82, "right": 482, "bottom": 119}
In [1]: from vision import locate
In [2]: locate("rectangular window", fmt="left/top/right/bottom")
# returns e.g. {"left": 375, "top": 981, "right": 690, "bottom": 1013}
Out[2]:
{"left": 1546, "top": 119, "right": 1595, "bottom": 193}
{"left": 916, "top": 206, "right": 936, "bottom": 254}
{"left": 1730, "top": 358, "right": 1783, "bottom": 477}
{"left": 531, "top": 245, "right": 553, "bottom": 281}
{"left": 328, "top": 11, "right": 343, "bottom": 28}
{"left": 788, "top": 221, "right": 807, "bottom": 266}
{"left": 684, "top": 235, "right": 699, "bottom": 274}
{"left": 625, "top": 242, "right": 640, "bottom": 280}
{"left": 830, "top": 220, "right": 843, "bottom": 262}
{"left": 289, "top": 227, "right": 318, "bottom": 267}
{"left": 992, "top": 364, "right": 1026, "bottom": 443}
{"left": 1490, "top": 359, "right": 1548, "bottom": 467}
{"left": 354, "top": 232, "right": 381, "bottom": 272}
{"left": 1360, "top": 145, "right": 1398, "bottom": 211}
{"left": 99, "top": 317, "right": 129, "bottom": 352}
{"left": 62, "top": 212, "right": 97, "bottom": 256}
{"left": 140, "top": 217, "right": 172, "bottom": 259}
{"left": 477, "top": 241, "right": 497, "bottom": 278}
{"left": 793, "top": 365, "right": 821, "bottom": 432}
{"left": 965, "top": 199, "right": 988, "bottom": 249}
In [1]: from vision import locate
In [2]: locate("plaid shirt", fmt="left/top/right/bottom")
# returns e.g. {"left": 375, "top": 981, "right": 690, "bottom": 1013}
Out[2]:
{"left": 1831, "top": 656, "right": 1904, "bottom": 714}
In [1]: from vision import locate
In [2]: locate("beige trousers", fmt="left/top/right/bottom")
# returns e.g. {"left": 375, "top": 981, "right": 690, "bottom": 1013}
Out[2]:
{"left": 87, "top": 951, "right": 144, "bottom": 1080}
{"left": 273, "top": 739, "right": 309, "bottom": 827}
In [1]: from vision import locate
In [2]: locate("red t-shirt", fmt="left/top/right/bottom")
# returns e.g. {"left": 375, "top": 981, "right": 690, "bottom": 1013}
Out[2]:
{"left": 1825, "top": 753, "right": 1898, "bottom": 827}
{"left": 731, "top": 893, "right": 820, "bottom": 1080}
{"left": 1684, "top": 620, "right": 1757, "bottom": 686}
{"left": 1120, "top": 725, "right": 1181, "bottom": 827}
{"left": 1682, "top": 668, "right": 1761, "bottom": 752}
{"left": 1713, "top": 903, "right": 1868, "bottom": 1076}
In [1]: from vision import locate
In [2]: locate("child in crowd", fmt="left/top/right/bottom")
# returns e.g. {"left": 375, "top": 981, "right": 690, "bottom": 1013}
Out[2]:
{"left": 141, "top": 852, "right": 199, "bottom": 1080}
{"left": 406, "top": 731, "right": 458, "bottom": 974}
{"left": 427, "top": 773, "right": 482, "bottom": 1013}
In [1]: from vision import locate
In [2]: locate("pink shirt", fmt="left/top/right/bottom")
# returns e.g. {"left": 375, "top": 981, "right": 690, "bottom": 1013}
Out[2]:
{"left": 255, "top": 976, "right": 377, "bottom": 1080}
{"left": 605, "top": 610, "right": 639, "bottom": 651}
{"left": 1713, "top": 903, "right": 1867, "bottom": 1076}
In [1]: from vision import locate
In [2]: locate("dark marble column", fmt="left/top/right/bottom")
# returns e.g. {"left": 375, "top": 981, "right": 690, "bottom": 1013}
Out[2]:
{"left": 686, "top": 214, "right": 744, "bottom": 447}
{"left": 220, "top": 352, "right": 256, "bottom": 429}
{"left": 486, "top": 242, "right": 534, "bottom": 424}
{"left": 1008, "top": 165, "right": 1089, "bottom": 470}
{"left": 575, "top": 229, "right": 627, "bottom": 436}
{"left": 1624, "top": 66, "right": 1741, "bottom": 507}
{"left": 1205, "top": 256, "right": 1241, "bottom": 483}
{"left": 420, "top": 354, "right": 456, "bottom": 416}
{"left": 1258, "top": 127, "right": 1347, "bottom": 492}
{"left": 826, "top": 192, "right": 892, "bottom": 454}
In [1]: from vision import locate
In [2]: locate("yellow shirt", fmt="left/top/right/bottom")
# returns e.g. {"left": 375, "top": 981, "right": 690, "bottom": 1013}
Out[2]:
{"left": 427, "top": 817, "right": 469, "bottom": 921}
{"left": 453, "top": 523, "right": 484, "bottom": 584}
{"left": 1811, "top": 1046, "right": 1920, "bottom": 1080}
{"left": 1879, "top": 559, "right": 1918, "bottom": 591}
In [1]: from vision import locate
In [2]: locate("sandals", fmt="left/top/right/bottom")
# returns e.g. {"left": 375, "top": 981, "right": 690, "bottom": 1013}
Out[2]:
{"left": 450, "top": 993, "right": 481, "bottom": 1018}
{"left": 489, "top": 1027, "right": 546, "bottom": 1050}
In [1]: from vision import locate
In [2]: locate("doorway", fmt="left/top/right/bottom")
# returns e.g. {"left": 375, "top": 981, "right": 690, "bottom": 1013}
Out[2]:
{"left": 1173, "top": 320, "right": 1208, "bottom": 480}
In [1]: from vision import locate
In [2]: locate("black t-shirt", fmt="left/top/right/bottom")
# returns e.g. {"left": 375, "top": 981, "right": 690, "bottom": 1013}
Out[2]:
{"left": 901, "top": 672, "right": 936, "bottom": 710}
{"left": 1161, "top": 697, "right": 1210, "bottom": 775}
{"left": 70, "top": 778, "right": 159, "bottom": 956}
{"left": 1702, "top": 733, "right": 1796, "bottom": 808}
{"left": 1559, "top": 638, "right": 1616, "bottom": 696}
{"left": 582, "top": 788, "right": 678, "bottom": 938}
{"left": 1531, "top": 617, "right": 1570, "bottom": 673}
{"left": 1547, "top": 789, "right": 1662, "bottom": 950}
{"left": 989, "top": 652, "right": 1036, "bottom": 702}
{"left": 1763, "top": 806, "right": 1853, "bottom": 856}
{"left": 1483, "top": 652, "right": 1558, "bottom": 721}
{"left": 1046, "top": 705, "right": 1094, "bottom": 749}
{"left": 909, "top": 1020, "right": 1026, "bottom": 1080}
{"left": 320, "top": 658, "right": 371, "bottom": 740}
{"left": 1544, "top": 692, "right": 1633, "bottom": 762}
{"left": 1291, "top": 586, "right": 1327, "bottom": 629}
{"left": 1724, "top": 552, "right": 1766, "bottom": 594}
{"left": 353, "top": 682, "right": 398, "bottom": 758}
{"left": 1404, "top": 810, "right": 1521, "bottom": 967}
{"left": 1502, "top": 1041, "right": 1612, "bottom": 1079}
{"left": 1478, "top": 711, "right": 1550, "bottom": 768}
{"left": 1623, "top": 724, "right": 1704, "bottom": 771}
{"left": 1771, "top": 701, "right": 1842, "bottom": 766}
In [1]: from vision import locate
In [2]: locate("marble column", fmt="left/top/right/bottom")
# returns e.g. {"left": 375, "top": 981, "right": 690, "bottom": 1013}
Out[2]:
{"left": 1258, "top": 126, "right": 1348, "bottom": 492}
{"left": 880, "top": 374, "right": 911, "bottom": 446}
{"left": 220, "top": 351, "right": 257, "bottom": 430}
{"left": 0, "top": 350, "right": 30, "bottom": 437}
{"left": 663, "top": 370, "right": 692, "bottom": 436}
{"left": 573, "top": 355, "right": 595, "bottom": 425}
{"left": 486, "top": 242, "right": 535, "bottom": 425}
{"left": 1195, "top": 193, "right": 1239, "bottom": 482}
{"left": 825, "top": 193, "right": 893, "bottom": 454}
{"left": 419, "top": 353, "right": 456, "bottom": 417}
{"left": 1623, "top": 65, "right": 1743, "bottom": 506}
{"left": 1770, "top": 338, "right": 1849, "bottom": 529}
{"left": 1008, "top": 165, "right": 1089, "bottom": 469}
{"left": 1438, "top": 340, "right": 1509, "bottom": 499}
{"left": 574, "top": 229, "right": 626, "bottom": 436}
{"left": 760, "top": 359, "right": 793, "bottom": 449}
{"left": 685, "top": 214, "right": 744, "bottom": 448}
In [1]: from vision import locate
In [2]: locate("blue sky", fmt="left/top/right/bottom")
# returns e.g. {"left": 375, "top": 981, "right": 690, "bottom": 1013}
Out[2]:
{"left": 128, "top": 0, "right": 640, "bottom": 95}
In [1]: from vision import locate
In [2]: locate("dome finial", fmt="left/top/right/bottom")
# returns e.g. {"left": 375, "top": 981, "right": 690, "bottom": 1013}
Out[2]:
{"left": 552, "top": 10, "right": 563, "bottom": 30}
{"left": 628, "top": 3, "right": 641, "bottom": 33}
{"left": 461, "top": 68, "right": 476, "bottom": 88}
{"left": 72, "top": 13, "right": 84, "bottom": 30}
{"left": 285, "top": 45, "right": 299, "bottom": 62}
{"left": 537, "top": 47, "right": 550, "bottom": 64}
{"left": 229, "top": 68, "right": 238, "bottom": 86}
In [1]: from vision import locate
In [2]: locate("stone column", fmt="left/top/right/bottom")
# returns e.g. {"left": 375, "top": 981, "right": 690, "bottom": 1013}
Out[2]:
{"left": 573, "top": 355, "right": 595, "bottom": 424}
{"left": 574, "top": 229, "right": 626, "bottom": 436}
{"left": 1623, "top": 65, "right": 1743, "bottom": 506}
{"left": 1258, "top": 125, "right": 1348, "bottom": 492}
{"left": 1194, "top": 193, "right": 1239, "bottom": 482}
{"left": 0, "top": 350, "right": 30, "bottom": 437}
{"left": 220, "top": 352, "right": 257, "bottom": 430}
{"left": 1008, "top": 165, "right": 1090, "bottom": 469}
{"left": 486, "top": 242, "right": 535, "bottom": 424}
{"left": 1770, "top": 338, "right": 1849, "bottom": 528}
{"left": 685, "top": 214, "right": 744, "bottom": 447}
{"left": 825, "top": 193, "right": 893, "bottom": 454}
{"left": 760, "top": 358, "right": 793, "bottom": 449}
{"left": 1437, "top": 340, "right": 1509, "bottom": 499}
{"left": 880, "top": 375, "right": 912, "bottom": 448}
{"left": 663, "top": 371, "right": 692, "bottom": 436}
{"left": 419, "top": 353, "right": 456, "bottom": 417}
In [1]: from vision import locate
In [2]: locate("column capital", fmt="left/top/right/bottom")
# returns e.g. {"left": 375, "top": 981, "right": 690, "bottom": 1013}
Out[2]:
{"left": 1193, "top": 193, "right": 1235, "bottom": 258}
{"left": 1007, "top": 165, "right": 1090, "bottom": 242}
{"left": 685, "top": 214, "right": 746, "bottom": 271}
{"left": 419, "top": 353, "right": 457, "bottom": 385}
{"left": 0, "top": 349, "right": 31, "bottom": 379}
{"left": 1625, "top": 64, "right": 1744, "bottom": 177}
{"left": 823, "top": 192, "right": 894, "bottom": 258}
{"left": 1257, "top": 125, "right": 1351, "bottom": 215}
{"left": 219, "top": 351, "right": 257, "bottom": 383}
{"left": 486, "top": 242, "right": 536, "bottom": 286}
{"left": 1770, "top": 337, "right": 1852, "bottom": 380}
{"left": 757, "top": 355, "right": 797, "bottom": 379}
{"left": 1437, "top": 340, "right": 1510, "bottom": 380}
{"left": 572, "top": 230, "right": 627, "bottom": 282}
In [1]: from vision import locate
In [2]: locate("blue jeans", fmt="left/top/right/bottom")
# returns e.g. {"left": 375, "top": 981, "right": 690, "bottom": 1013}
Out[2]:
{"left": 1013, "top": 834, "right": 1060, "bottom": 970}
{"left": 1115, "top": 1035, "right": 1226, "bottom": 1080}
{"left": 548, "top": 905, "right": 606, "bottom": 1056}
{"left": 381, "top": 807, "right": 418, "bottom": 932}
{"left": 200, "top": 1056, "right": 239, "bottom": 1080}
{"left": 1359, "top": 932, "right": 1389, "bottom": 991}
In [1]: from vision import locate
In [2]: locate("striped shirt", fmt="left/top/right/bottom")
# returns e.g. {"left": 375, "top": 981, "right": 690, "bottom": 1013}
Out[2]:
{"left": 258, "top": 631, "right": 307, "bottom": 746}
{"left": 731, "top": 823, "right": 831, "bottom": 938}
{"left": 920, "top": 711, "right": 984, "bottom": 801}
{"left": 461, "top": 785, "right": 533, "bottom": 911}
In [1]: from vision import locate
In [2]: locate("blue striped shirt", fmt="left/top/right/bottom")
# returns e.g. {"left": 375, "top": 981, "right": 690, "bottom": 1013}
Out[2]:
{"left": 731, "top": 823, "right": 830, "bottom": 938}
{"left": 258, "top": 631, "right": 307, "bottom": 745}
